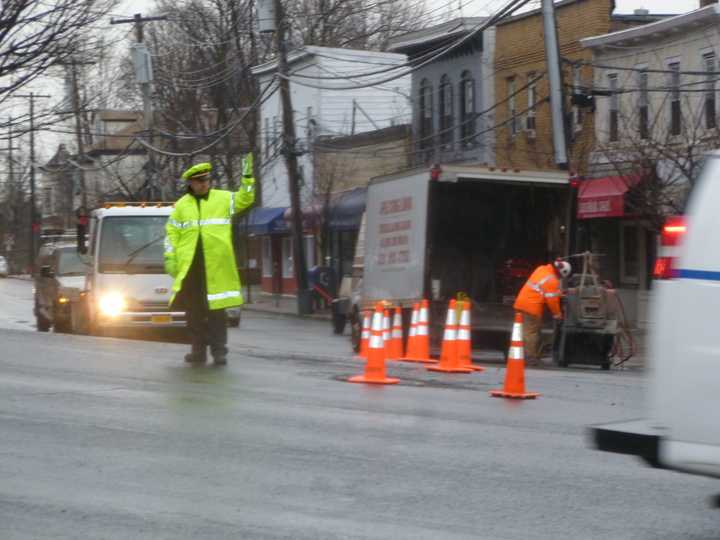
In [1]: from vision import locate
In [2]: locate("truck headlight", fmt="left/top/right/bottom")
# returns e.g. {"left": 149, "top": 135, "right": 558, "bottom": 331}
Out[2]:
{"left": 98, "top": 292, "right": 126, "bottom": 317}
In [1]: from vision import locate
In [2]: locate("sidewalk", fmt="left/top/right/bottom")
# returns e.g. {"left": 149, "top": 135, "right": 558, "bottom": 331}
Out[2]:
{"left": 241, "top": 284, "right": 332, "bottom": 321}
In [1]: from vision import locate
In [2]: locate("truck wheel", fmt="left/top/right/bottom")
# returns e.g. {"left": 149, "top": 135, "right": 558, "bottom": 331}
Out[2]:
{"left": 36, "top": 314, "right": 51, "bottom": 332}
{"left": 54, "top": 318, "right": 71, "bottom": 334}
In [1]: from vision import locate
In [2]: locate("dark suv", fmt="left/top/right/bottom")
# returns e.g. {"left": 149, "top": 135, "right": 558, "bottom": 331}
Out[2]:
{"left": 34, "top": 243, "right": 87, "bottom": 332}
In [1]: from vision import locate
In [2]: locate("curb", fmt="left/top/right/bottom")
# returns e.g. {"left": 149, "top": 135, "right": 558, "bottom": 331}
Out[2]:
{"left": 241, "top": 304, "right": 332, "bottom": 322}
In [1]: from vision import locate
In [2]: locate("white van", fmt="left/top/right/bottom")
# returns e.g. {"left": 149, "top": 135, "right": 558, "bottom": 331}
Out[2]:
{"left": 592, "top": 152, "right": 720, "bottom": 483}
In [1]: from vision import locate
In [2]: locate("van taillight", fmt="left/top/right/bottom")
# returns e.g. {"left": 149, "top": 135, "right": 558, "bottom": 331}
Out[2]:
{"left": 661, "top": 216, "right": 686, "bottom": 246}
{"left": 653, "top": 216, "right": 686, "bottom": 279}
{"left": 653, "top": 257, "right": 675, "bottom": 279}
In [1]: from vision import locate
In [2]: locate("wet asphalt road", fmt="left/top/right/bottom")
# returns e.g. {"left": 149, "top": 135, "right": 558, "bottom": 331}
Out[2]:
{"left": 1, "top": 277, "right": 719, "bottom": 539}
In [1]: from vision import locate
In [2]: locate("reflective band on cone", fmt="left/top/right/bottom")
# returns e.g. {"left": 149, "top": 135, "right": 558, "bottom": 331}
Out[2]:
{"left": 457, "top": 300, "right": 484, "bottom": 372}
{"left": 356, "top": 311, "right": 371, "bottom": 360}
{"left": 400, "top": 299, "right": 435, "bottom": 363}
{"left": 388, "top": 307, "right": 404, "bottom": 360}
{"left": 490, "top": 312, "right": 540, "bottom": 399}
{"left": 400, "top": 303, "right": 419, "bottom": 361}
{"left": 428, "top": 299, "right": 473, "bottom": 373}
{"left": 348, "top": 303, "right": 399, "bottom": 385}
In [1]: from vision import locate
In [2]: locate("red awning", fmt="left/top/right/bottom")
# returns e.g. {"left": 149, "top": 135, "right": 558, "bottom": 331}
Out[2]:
{"left": 577, "top": 174, "right": 642, "bottom": 219}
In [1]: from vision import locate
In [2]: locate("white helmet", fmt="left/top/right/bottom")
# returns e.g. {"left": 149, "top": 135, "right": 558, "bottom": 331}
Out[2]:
{"left": 554, "top": 260, "right": 572, "bottom": 278}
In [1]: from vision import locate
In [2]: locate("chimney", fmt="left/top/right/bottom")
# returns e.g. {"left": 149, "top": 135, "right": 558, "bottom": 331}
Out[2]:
{"left": 700, "top": 0, "right": 718, "bottom": 7}
{"left": 634, "top": 8, "right": 649, "bottom": 14}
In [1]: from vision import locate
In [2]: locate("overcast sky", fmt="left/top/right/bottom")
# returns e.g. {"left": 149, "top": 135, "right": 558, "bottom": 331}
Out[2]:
{"left": 117, "top": 0, "right": 702, "bottom": 17}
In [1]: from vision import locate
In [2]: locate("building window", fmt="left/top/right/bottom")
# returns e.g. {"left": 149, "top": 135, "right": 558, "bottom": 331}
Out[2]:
{"left": 608, "top": 74, "right": 619, "bottom": 142}
{"left": 572, "top": 65, "right": 583, "bottom": 132}
{"left": 264, "top": 117, "right": 270, "bottom": 158}
{"left": 262, "top": 237, "right": 272, "bottom": 278}
{"left": 439, "top": 75, "right": 454, "bottom": 149}
{"left": 668, "top": 61, "right": 681, "bottom": 136}
{"left": 282, "top": 236, "right": 293, "bottom": 279}
{"left": 638, "top": 69, "right": 649, "bottom": 139}
{"left": 273, "top": 116, "right": 280, "bottom": 154}
{"left": 526, "top": 72, "right": 537, "bottom": 131}
{"left": 305, "top": 106, "right": 314, "bottom": 150}
{"left": 508, "top": 77, "right": 517, "bottom": 137}
{"left": 43, "top": 187, "right": 53, "bottom": 216}
{"left": 304, "top": 235, "right": 315, "bottom": 268}
{"left": 418, "top": 78, "right": 433, "bottom": 151}
{"left": 704, "top": 52, "right": 716, "bottom": 129}
{"left": 620, "top": 223, "right": 639, "bottom": 285}
{"left": 459, "top": 71, "right": 476, "bottom": 147}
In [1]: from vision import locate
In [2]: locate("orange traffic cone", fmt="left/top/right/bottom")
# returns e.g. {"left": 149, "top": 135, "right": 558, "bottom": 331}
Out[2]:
{"left": 357, "top": 310, "right": 371, "bottom": 360}
{"left": 348, "top": 303, "right": 399, "bottom": 385}
{"left": 400, "top": 303, "right": 418, "bottom": 360}
{"left": 490, "top": 313, "right": 540, "bottom": 399}
{"left": 428, "top": 299, "right": 473, "bottom": 373}
{"left": 400, "top": 299, "right": 435, "bottom": 363}
{"left": 458, "top": 300, "right": 484, "bottom": 372}
{"left": 388, "top": 307, "right": 404, "bottom": 360}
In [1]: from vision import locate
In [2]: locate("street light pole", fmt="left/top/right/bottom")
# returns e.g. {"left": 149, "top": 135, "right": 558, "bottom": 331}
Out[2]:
{"left": 110, "top": 13, "right": 167, "bottom": 201}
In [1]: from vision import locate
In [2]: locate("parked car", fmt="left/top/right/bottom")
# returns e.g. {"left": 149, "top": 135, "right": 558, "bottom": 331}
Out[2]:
{"left": 0, "top": 255, "right": 8, "bottom": 277}
{"left": 34, "top": 243, "right": 87, "bottom": 333}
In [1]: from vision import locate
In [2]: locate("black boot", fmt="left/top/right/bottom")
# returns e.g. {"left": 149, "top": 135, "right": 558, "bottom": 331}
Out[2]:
{"left": 184, "top": 343, "right": 207, "bottom": 364}
{"left": 212, "top": 354, "right": 227, "bottom": 366}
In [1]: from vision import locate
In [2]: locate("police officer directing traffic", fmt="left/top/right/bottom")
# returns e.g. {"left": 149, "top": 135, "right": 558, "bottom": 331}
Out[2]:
{"left": 164, "top": 154, "right": 255, "bottom": 365}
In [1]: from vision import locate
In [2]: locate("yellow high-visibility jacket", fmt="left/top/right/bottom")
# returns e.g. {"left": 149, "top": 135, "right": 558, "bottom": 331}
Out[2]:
{"left": 164, "top": 180, "right": 255, "bottom": 310}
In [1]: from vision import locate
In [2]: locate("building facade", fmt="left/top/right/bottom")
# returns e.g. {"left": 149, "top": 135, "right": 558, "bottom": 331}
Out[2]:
{"left": 579, "top": 2, "right": 720, "bottom": 327}
{"left": 387, "top": 18, "right": 496, "bottom": 167}
{"left": 493, "top": 0, "right": 663, "bottom": 174}
{"left": 250, "top": 46, "right": 411, "bottom": 296}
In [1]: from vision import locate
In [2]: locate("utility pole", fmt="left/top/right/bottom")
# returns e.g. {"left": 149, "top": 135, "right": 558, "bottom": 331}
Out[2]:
{"left": 69, "top": 60, "right": 90, "bottom": 214}
{"left": 272, "top": 0, "right": 311, "bottom": 314}
{"left": 3, "top": 119, "right": 20, "bottom": 264}
{"left": 10, "top": 93, "right": 50, "bottom": 273}
{"left": 541, "top": 0, "right": 568, "bottom": 169}
{"left": 110, "top": 13, "right": 167, "bottom": 201}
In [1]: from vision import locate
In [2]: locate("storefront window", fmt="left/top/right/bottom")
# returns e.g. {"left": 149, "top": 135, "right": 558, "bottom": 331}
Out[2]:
{"left": 282, "top": 237, "right": 293, "bottom": 278}
{"left": 262, "top": 237, "right": 272, "bottom": 278}
{"left": 621, "top": 223, "right": 639, "bottom": 284}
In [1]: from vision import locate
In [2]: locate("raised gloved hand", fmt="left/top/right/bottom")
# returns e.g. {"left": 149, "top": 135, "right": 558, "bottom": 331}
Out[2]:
{"left": 242, "top": 152, "right": 254, "bottom": 179}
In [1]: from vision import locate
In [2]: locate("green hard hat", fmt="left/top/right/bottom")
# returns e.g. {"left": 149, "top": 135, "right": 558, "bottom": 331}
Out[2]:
{"left": 181, "top": 162, "right": 212, "bottom": 181}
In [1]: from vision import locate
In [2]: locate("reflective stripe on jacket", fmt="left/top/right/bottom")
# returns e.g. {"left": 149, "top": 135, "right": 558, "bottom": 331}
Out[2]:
{"left": 164, "top": 180, "right": 255, "bottom": 310}
{"left": 513, "top": 264, "right": 562, "bottom": 319}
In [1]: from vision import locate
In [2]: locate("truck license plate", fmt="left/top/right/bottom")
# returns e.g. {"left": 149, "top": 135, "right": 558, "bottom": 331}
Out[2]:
{"left": 151, "top": 315, "right": 172, "bottom": 324}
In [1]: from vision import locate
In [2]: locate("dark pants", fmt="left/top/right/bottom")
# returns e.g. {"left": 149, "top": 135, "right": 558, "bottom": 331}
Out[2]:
{"left": 172, "top": 235, "right": 228, "bottom": 360}
{"left": 187, "top": 305, "right": 227, "bottom": 358}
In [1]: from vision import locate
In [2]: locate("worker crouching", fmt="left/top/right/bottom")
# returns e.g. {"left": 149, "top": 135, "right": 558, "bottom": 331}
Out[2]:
{"left": 513, "top": 259, "right": 571, "bottom": 366}
{"left": 164, "top": 155, "right": 255, "bottom": 365}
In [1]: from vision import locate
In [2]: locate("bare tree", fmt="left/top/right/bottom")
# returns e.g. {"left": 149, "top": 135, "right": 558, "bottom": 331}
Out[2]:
{"left": 285, "top": 0, "right": 427, "bottom": 50}
{"left": 591, "top": 88, "right": 715, "bottom": 230}
{"left": 0, "top": 1, "right": 121, "bottom": 104}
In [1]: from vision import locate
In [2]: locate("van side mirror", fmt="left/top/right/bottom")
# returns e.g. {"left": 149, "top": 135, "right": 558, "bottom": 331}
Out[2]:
{"left": 40, "top": 265, "right": 54, "bottom": 278}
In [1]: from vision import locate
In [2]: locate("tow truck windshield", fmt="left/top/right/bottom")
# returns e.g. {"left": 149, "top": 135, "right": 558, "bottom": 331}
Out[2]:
{"left": 98, "top": 216, "right": 167, "bottom": 274}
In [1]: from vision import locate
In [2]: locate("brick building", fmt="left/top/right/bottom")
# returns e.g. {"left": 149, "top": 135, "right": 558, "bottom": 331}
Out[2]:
{"left": 493, "top": 0, "right": 663, "bottom": 173}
